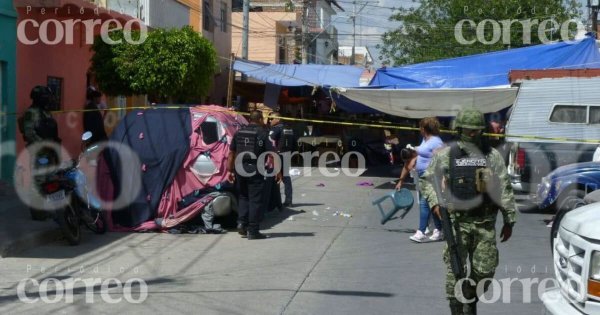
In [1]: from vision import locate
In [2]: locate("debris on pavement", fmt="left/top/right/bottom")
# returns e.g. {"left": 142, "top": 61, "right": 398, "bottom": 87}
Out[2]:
{"left": 316, "top": 183, "right": 325, "bottom": 187}
{"left": 289, "top": 169, "right": 301, "bottom": 176}
{"left": 312, "top": 210, "right": 319, "bottom": 216}
{"left": 356, "top": 181, "right": 374, "bottom": 187}
{"left": 333, "top": 211, "right": 352, "bottom": 218}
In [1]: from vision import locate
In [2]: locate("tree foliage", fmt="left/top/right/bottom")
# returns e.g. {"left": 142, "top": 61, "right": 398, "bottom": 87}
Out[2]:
{"left": 378, "top": 0, "right": 582, "bottom": 66}
{"left": 90, "top": 30, "right": 133, "bottom": 96}
{"left": 91, "top": 26, "right": 218, "bottom": 103}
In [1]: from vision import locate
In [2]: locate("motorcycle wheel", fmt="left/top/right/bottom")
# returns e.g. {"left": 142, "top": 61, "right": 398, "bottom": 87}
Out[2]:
{"left": 82, "top": 207, "right": 107, "bottom": 234}
{"left": 56, "top": 204, "right": 81, "bottom": 245}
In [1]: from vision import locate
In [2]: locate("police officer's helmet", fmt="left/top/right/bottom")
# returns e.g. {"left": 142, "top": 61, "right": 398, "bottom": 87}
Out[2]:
{"left": 30, "top": 86, "right": 53, "bottom": 106}
{"left": 454, "top": 108, "right": 485, "bottom": 130}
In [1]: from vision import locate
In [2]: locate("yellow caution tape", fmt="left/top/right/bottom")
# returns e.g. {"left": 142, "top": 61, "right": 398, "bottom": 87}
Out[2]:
{"left": 3, "top": 105, "right": 599, "bottom": 144}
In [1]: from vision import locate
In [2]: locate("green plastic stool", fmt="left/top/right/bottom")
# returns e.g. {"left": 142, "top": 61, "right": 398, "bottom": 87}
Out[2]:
{"left": 372, "top": 188, "right": 414, "bottom": 225}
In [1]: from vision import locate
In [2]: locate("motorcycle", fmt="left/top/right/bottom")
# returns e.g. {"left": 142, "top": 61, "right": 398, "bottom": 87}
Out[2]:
{"left": 34, "top": 132, "right": 107, "bottom": 245}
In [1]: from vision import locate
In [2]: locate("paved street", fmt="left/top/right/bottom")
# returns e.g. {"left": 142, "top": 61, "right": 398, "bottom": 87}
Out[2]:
{"left": 0, "top": 167, "right": 553, "bottom": 314}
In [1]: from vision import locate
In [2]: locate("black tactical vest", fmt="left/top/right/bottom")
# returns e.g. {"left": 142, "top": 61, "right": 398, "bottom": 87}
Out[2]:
{"left": 447, "top": 144, "right": 490, "bottom": 212}
{"left": 235, "top": 125, "right": 266, "bottom": 162}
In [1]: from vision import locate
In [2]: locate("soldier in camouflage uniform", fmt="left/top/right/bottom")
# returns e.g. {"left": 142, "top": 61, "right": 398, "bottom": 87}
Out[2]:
{"left": 421, "top": 108, "right": 517, "bottom": 315}
{"left": 19, "top": 86, "right": 61, "bottom": 220}
{"left": 20, "top": 86, "right": 61, "bottom": 158}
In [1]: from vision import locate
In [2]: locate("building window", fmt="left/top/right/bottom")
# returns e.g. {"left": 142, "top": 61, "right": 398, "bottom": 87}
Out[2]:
{"left": 203, "top": 0, "right": 214, "bottom": 32}
{"left": 589, "top": 106, "right": 600, "bottom": 124}
{"left": 220, "top": 2, "right": 228, "bottom": 33}
{"left": 46, "top": 76, "right": 63, "bottom": 111}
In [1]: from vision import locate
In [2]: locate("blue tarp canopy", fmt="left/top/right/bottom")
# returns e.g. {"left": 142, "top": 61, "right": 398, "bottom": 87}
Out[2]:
{"left": 233, "top": 58, "right": 364, "bottom": 87}
{"left": 333, "top": 37, "right": 600, "bottom": 117}
{"left": 370, "top": 37, "right": 600, "bottom": 88}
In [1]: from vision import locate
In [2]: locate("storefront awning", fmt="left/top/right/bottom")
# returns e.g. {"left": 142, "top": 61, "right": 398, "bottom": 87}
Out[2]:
{"left": 233, "top": 58, "right": 364, "bottom": 87}
{"left": 334, "top": 87, "right": 518, "bottom": 118}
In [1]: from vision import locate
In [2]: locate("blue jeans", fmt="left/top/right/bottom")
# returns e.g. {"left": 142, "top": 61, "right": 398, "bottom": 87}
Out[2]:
{"left": 419, "top": 195, "right": 442, "bottom": 233}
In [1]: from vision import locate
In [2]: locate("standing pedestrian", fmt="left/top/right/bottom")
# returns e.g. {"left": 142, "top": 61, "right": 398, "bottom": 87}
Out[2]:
{"left": 227, "top": 110, "right": 280, "bottom": 240}
{"left": 268, "top": 111, "right": 296, "bottom": 207}
{"left": 421, "top": 108, "right": 517, "bottom": 315}
{"left": 397, "top": 117, "right": 445, "bottom": 242}
{"left": 83, "top": 86, "right": 108, "bottom": 145}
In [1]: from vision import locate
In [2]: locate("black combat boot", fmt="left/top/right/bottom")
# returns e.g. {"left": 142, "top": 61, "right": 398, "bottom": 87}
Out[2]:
{"left": 247, "top": 232, "right": 268, "bottom": 240}
{"left": 237, "top": 223, "right": 247, "bottom": 238}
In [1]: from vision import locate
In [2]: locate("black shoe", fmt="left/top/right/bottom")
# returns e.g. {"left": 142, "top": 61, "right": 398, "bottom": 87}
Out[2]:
{"left": 247, "top": 232, "right": 268, "bottom": 240}
{"left": 283, "top": 201, "right": 292, "bottom": 208}
{"left": 237, "top": 224, "right": 247, "bottom": 238}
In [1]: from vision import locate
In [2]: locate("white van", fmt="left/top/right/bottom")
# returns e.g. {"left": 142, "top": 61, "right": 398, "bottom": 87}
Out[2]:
{"left": 506, "top": 76, "right": 600, "bottom": 194}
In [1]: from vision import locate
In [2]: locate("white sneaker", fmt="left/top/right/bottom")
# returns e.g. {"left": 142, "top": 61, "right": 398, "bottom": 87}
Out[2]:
{"left": 429, "top": 229, "right": 444, "bottom": 241}
{"left": 410, "top": 230, "right": 428, "bottom": 243}
{"left": 424, "top": 227, "right": 431, "bottom": 235}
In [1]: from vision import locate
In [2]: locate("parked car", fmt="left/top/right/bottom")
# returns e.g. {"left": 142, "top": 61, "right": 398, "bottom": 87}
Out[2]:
{"left": 535, "top": 161, "right": 600, "bottom": 211}
{"left": 542, "top": 202, "right": 600, "bottom": 314}
{"left": 506, "top": 75, "right": 600, "bottom": 194}
{"left": 101, "top": 106, "right": 247, "bottom": 231}
{"left": 535, "top": 161, "right": 600, "bottom": 245}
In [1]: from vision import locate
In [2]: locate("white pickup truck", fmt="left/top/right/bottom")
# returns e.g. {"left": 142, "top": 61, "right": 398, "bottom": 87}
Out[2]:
{"left": 542, "top": 203, "right": 600, "bottom": 314}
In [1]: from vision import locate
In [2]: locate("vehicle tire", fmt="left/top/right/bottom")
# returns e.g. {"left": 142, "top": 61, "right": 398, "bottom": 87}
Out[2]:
{"left": 550, "top": 189, "right": 585, "bottom": 250}
{"left": 82, "top": 208, "right": 107, "bottom": 234}
{"left": 56, "top": 203, "right": 81, "bottom": 245}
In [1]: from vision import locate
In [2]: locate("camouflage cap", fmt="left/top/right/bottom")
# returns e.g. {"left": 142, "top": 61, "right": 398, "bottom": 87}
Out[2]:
{"left": 454, "top": 108, "right": 485, "bottom": 130}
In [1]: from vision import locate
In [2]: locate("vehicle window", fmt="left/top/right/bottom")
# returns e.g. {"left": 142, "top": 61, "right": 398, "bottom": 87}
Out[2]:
{"left": 549, "top": 105, "right": 587, "bottom": 123}
{"left": 199, "top": 121, "right": 219, "bottom": 145}
{"left": 589, "top": 106, "right": 600, "bottom": 124}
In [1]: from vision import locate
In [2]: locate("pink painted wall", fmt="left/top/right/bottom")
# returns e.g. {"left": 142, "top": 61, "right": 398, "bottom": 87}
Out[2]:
{"left": 16, "top": 5, "right": 132, "bottom": 161}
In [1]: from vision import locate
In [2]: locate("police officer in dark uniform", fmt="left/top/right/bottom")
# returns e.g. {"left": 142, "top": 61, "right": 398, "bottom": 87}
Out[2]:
{"left": 227, "top": 110, "right": 280, "bottom": 240}
{"left": 268, "top": 111, "right": 296, "bottom": 207}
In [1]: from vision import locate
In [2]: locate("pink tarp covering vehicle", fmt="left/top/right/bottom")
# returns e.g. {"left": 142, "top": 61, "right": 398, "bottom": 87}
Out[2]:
{"left": 98, "top": 105, "right": 247, "bottom": 231}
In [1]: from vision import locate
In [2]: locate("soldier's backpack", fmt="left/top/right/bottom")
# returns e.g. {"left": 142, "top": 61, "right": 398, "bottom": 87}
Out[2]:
{"left": 18, "top": 107, "right": 59, "bottom": 144}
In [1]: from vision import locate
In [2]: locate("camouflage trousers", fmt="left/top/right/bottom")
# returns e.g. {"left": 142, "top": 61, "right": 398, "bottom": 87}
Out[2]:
{"left": 443, "top": 219, "right": 499, "bottom": 300}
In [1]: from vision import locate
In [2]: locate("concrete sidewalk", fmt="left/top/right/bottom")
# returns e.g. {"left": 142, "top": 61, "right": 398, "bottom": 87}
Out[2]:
{"left": 0, "top": 182, "right": 61, "bottom": 257}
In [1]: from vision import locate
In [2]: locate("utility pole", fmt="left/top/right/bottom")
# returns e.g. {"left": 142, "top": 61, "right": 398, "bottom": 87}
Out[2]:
{"left": 349, "top": 1, "right": 369, "bottom": 65}
{"left": 242, "top": 0, "right": 250, "bottom": 80}
{"left": 227, "top": 53, "right": 235, "bottom": 108}
{"left": 302, "top": 0, "right": 309, "bottom": 64}
{"left": 351, "top": 1, "right": 356, "bottom": 65}
{"left": 592, "top": 0, "right": 599, "bottom": 37}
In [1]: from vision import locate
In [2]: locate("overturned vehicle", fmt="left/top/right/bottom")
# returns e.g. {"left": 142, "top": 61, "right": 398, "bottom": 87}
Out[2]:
{"left": 97, "top": 106, "right": 247, "bottom": 232}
